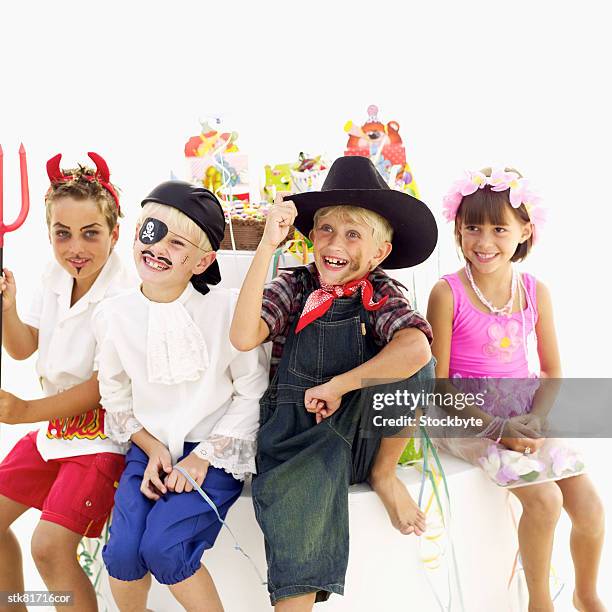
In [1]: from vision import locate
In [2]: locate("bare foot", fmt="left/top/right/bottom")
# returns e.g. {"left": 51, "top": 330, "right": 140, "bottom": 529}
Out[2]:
{"left": 573, "top": 591, "right": 607, "bottom": 612}
{"left": 369, "top": 472, "right": 426, "bottom": 535}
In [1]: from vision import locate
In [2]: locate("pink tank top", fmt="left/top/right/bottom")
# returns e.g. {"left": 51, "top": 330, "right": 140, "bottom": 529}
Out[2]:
{"left": 442, "top": 271, "right": 540, "bottom": 418}
{"left": 443, "top": 271, "right": 539, "bottom": 379}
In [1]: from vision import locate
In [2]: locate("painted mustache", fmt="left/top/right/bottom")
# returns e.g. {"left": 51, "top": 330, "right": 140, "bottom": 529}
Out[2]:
{"left": 142, "top": 250, "right": 172, "bottom": 267}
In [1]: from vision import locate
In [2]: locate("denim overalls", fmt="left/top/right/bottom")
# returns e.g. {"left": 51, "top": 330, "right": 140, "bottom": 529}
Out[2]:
{"left": 252, "top": 267, "right": 435, "bottom": 605}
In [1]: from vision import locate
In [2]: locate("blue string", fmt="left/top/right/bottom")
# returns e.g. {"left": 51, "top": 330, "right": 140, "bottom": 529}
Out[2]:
{"left": 175, "top": 466, "right": 267, "bottom": 585}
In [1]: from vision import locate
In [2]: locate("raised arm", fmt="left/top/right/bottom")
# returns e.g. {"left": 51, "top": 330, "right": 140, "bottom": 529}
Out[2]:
{"left": 230, "top": 195, "right": 296, "bottom": 351}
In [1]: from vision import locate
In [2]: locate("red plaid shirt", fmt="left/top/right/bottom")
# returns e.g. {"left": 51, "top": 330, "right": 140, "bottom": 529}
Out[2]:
{"left": 261, "top": 264, "right": 433, "bottom": 380}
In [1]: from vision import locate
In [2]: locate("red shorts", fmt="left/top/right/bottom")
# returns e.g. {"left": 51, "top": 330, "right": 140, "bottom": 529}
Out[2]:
{"left": 0, "top": 431, "right": 125, "bottom": 537}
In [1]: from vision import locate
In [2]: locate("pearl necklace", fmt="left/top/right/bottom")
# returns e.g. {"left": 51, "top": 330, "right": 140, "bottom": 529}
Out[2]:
{"left": 465, "top": 262, "right": 517, "bottom": 317}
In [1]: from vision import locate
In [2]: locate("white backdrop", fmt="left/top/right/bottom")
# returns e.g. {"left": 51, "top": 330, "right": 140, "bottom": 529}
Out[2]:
{"left": 1, "top": 1, "right": 610, "bottom": 610}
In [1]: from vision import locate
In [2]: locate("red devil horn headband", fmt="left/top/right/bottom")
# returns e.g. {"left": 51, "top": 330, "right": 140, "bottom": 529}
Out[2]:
{"left": 46, "top": 153, "right": 64, "bottom": 183}
{"left": 88, "top": 151, "right": 110, "bottom": 183}
{"left": 46, "top": 152, "right": 120, "bottom": 212}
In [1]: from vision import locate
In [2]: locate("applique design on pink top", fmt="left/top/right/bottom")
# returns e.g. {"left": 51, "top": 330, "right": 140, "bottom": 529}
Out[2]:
{"left": 483, "top": 319, "right": 522, "bottom": 362}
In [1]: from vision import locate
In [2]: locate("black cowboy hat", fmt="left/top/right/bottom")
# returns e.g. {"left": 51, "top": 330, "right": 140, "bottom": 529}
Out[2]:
{"left": 285, "top": 156, "right": 437, "bottom": 269}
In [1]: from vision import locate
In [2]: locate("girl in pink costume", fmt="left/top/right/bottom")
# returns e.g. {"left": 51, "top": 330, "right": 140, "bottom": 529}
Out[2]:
{"left": 427, "top": 168, "right": 606, "bottom": 612}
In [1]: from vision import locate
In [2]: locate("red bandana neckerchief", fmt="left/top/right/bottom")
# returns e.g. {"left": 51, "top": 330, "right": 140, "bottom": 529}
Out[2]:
{"left": 295, "top": 273, "right": 388, "bottom": 333}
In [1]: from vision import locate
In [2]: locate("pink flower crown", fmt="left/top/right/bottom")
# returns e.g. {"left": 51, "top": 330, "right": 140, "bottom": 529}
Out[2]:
{"left": 442, "top": 169, "right": 546, "bottom": 243}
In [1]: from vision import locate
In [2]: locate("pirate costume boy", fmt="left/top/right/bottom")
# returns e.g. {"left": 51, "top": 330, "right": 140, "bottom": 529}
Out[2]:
{"left": 94, "top": 181, "right": 268, "bottom": 586}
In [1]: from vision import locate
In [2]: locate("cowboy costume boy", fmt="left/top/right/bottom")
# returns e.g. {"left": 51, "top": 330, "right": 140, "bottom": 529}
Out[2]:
{"left": 231, "top": 156, "right": 438, "bottom": 608}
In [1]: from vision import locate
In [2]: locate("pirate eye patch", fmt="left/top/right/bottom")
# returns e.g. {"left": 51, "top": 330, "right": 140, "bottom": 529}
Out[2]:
{"left": 139, "top": 218, "right": 168, "bottom": 244}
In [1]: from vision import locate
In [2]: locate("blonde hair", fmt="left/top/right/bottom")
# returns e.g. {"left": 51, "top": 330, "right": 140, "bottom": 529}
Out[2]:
{"left": 313, "top": 205, "right": 393, "bottom": 246}
{"left": 139, "top": 202, "right": 213, "bottom": 251}
{"left": 45, "top": 166, "right": 122, "bottom": 232}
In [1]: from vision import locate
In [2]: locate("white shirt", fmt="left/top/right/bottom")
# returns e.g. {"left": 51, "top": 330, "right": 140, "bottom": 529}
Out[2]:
{"left": 92, "top": 283, "right": 269, "bottom": 480}
{"left": 22, "top": 251, "right": 136, "bottom": 460}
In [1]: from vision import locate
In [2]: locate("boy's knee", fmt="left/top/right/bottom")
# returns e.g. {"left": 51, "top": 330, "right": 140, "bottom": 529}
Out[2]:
{"left": 138, "top": 529, "right": 160, "bottom": 567}
{"left": 139, "top": 529, "right": 192, "bottom": 584}
{"left": 0, "top": 495, "right": 27, "bottom": 533}
{"left": 103, "top": 534, "right": 147, "bottom": 581}
{"left": 404, "top": 357, "right": 436, "bottom": 407}
{"left": 411, "top": 356, "right": 436, "bottom": 385}
{"left": 30, "top": 530, "right": 63, "bottom": 572}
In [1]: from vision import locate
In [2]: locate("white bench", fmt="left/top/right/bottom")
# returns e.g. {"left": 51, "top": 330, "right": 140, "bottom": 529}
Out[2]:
{"left": 139, "top": 453, "right": 519, "bottom": 612}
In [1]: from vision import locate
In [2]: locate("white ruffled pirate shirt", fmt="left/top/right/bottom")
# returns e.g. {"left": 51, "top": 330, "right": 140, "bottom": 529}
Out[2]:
{"left": 92, "top": 283, "right": 269, "bottom": 480}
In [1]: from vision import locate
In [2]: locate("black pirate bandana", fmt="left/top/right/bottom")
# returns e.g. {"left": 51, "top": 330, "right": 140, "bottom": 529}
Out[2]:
{"left": 141, "top": 181, "right": 226, "bottom": 294}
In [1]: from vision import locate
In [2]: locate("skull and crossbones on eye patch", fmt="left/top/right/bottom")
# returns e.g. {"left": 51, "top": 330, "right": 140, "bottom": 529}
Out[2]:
{"left": 138, "top": 217, "right": 209, "bottom": 252}
{"left": 141, "top": 221, "right": 156, "bottom": 242}
{"left": 139, "top": 218, "right": 168, "bottom": 244}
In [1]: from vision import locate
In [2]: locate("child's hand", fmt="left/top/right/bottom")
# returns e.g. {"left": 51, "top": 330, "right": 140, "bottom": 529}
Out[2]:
{"left": 512, "top": 413, "right": 548, "bottom": 434}
{"left": 165, "top": 453, "right": 210, "bottom": 494}
{"left": 305, "top": 379, "right": 344, "bottom": 424}
{"left": 0, "top": 389, "right": 28, "bottom": 424}
{"left": 499, "top": 436, "right": 545, "bottom": 454}
{"left": 140, "top": 443, "right": 173, "bottom": 500}
{"left": 0, "top": 269, "right": 17, "bottom": 313}
{"left": 503, "top": 417, "right": 540, "bottom": 439}
{"left": 260, "top": 193, "right": 297, "bottom": 249}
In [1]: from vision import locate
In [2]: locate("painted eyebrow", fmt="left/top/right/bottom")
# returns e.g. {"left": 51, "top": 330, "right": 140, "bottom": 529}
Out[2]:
{"left": 51, "top": 222, "right": 103, "bottom": 230}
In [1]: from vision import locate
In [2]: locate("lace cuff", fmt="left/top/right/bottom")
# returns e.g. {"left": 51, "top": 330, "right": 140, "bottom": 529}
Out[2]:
{"left": 192, "top": 435, "right": 256, "bottom": 481}
{"left": 105, "top": 407, "right": 143, "bottom": 444}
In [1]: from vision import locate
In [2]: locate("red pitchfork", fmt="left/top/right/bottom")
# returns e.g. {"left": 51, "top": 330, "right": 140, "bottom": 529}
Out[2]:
{"left": 0, "top": 144, "right": 31, "bottom": 387}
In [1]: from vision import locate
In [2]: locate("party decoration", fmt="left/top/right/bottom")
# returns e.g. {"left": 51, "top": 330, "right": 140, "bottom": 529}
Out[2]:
{"left": 398, "top": 436, "right": 422, "bottom": 463}
{"left": 263, "top": 163, "right": 292, "bottom": 203}
{"left": 344, "top": 104, "right": 420, "bottom": 198}
{"left": 78, "top": 524, "right": 116, "bottom": 611}
{"left": 185, "top": 118, "right": 249, "bottom": 203}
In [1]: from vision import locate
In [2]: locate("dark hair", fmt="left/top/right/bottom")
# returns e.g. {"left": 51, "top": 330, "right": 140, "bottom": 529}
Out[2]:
{"left": 454, "top": 168, "right": 533, "bottom": 262}
{"left": 45, "top": 165, "right": 122, "bottom": 232}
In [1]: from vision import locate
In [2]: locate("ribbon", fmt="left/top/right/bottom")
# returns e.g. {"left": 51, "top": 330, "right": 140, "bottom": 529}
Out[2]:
{"left": 175, "top": 466, "right": 267, "bottom": 585}
{"left": 412, "top": 426, "right": 466, "bottom": 612}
